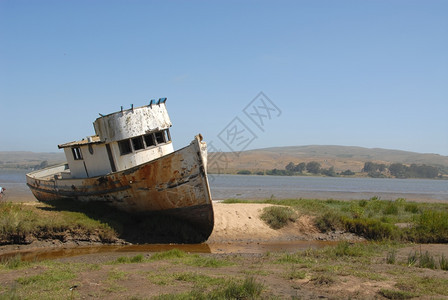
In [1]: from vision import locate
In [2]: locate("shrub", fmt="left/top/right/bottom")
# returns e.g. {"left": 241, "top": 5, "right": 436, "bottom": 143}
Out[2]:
{"left": 418, "top": 251, "right": 436, "bottom": 269}
{"left": 358, "top": 199, "right": 368, "bottom": 207}
{"left": 315, "top": 211, "right": 344, "bottom": 232}
{"left": 404, "top": 203, "right": 419, "bottom": 213}
{"left": 340, "top": 169, "right": 355, "bottom": 176}
{"left": 383, "top": 201, "right": 399, "bottom": 215}
{"left": 386, "top": 250, "right": 396, "bottom": 264}
{"left": 349, "top": 203, "right": 364, "bottom": 218}
{"left": 237, "top": 170, "right": 251, "bottom": 175}
{"left": 222, "top": 198, "right": 245, "bottom": 204}
{"left": 439, "top": 254, "right": 448, "bottom": 271}
{"left": 260, "top": 206, "right": 297, "bottom": 229}
{"left": 407, "top": 251, "right": 418, "bottom": 267}
{"left": 407, "top": 251, "right": 438, "bottom": 270}
{"left": 410, "top": 210, "right": 448, "bottom": 243}
{"left": 342, "top": 217, "right": 399, "bottom": 240}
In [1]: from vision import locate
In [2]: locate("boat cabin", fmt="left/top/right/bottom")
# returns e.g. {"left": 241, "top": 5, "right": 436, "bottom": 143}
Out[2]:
{"left": 58, "top": 99, "right": 174, "bottom": 179}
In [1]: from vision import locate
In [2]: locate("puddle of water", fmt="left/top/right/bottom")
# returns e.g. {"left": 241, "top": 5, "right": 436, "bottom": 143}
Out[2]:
{"left": 0, "top": 241, "right": 338, "bottom": 262}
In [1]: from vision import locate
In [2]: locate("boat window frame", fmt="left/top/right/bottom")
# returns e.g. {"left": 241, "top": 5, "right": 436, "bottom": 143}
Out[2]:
{"left": 132, "top": 136, "right": 145, "bottom": 151}
{"left": 155, "top": 131, "right": 165, "bottom": 144}
{"left": 164, "top": 129, "right": 171, "bottom": 142}
{"left": 144, "top": 133, "right": 156, "bottom": 148}
{"left": 118, "top": 129, "right": 171, "bottom": 156}
{"left": 118, "top": 139, "right": 132, "bottom": 156}
{"left": 72, "top": 147, "right": 83, "bottom": 160}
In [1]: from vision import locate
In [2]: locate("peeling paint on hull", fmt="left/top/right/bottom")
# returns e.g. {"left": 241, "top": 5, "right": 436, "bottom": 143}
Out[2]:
{"left": 26, "top": 136, "right": 214, "bottom": 240}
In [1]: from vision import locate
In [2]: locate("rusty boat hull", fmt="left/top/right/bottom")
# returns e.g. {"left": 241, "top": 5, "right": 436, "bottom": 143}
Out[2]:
{"left": 26, "top": 136, "right": 214, "bottom": 240}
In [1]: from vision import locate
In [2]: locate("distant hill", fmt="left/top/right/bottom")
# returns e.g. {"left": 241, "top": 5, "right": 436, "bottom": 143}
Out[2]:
{"left": 2, "top": 146, "right": 447, "bottom": 175}
{"left": 208, "top": 145, "right": 448, "bottom": 174}
{"left": 0, "top": 151, "right": 65, "bottom": 169}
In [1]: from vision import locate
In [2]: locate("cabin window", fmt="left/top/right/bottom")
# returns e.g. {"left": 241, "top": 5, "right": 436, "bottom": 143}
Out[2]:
{"left": 155, "top": 131, "right": 165, "bottom": 144}
{"left": 132, "top": 136, "right": 144, "bottom": 151}
{"left": 118, "top": 139, "right": 132, "bottom": 155}
{"left": 144, "top": 133, "right": 156, "bottom": 147}
{"left": 164, "top": 129, "right": 171, "bottom": 142}
{"left": 72, "top": 147, "right": 83, "bottom": 160}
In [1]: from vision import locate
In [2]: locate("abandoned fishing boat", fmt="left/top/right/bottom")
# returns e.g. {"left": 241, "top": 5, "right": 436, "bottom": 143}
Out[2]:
{"left": 26, "top": 99, "right": 214, "bottom": 240}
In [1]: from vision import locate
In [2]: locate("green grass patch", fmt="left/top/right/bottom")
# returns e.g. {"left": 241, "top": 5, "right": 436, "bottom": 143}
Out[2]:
{"left": 112, "top": 254, "right": 144, "bottom": 264}
{"left": 153, "top": 276, "right": 264, "bottom": 300}
{"left": 174, "top": 272, "right": 225, "bottom": 288}
{"left": 216, "top": 276, "right": 264, "bottom": 299}
{"left": 0, "top": 255, "right": 28, "bottom": 270}
{"left": 184, "top": 255, "right": 234, "bottom": 268}
{"left": 149, "top": 249, "right": 187, "bottom": 260}
{"left": 276, "top": 252, "right": 315, "bottom": 265}
{"left": 146, "top": 273, "right": 175, "bottom": 286}
{"left": 378, "top": 288, "right": 415, "bottom": 299}
{"left": 13, "top": 263, "right": 79, "bottom": 299}
{"left": 0, "top": 202, "right": 117, "bottom": 244}
{"left": 225, "top": 198, "right": 448, "bottom": 243}
{"left": 107, "top": 269, "right": 128, "bottom": 281}
{"left": 284, "top": 267, "right": 307, "bottom": 280}
{"left": 148, "top": 249, "right": 234, "bottom": 268}
{"left": 5, "top": 261, "right": 106, "bottom": 299}
{"left": 16, "top": 267, "right": 76, "bottom": 285}
{"left": 396, "top": 276, "right": 448, "bottom": 296}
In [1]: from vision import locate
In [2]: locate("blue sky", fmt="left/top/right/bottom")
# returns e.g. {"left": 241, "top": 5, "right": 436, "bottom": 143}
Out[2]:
{"left": 1, "top": 0, "right": 447, "bottom": 155}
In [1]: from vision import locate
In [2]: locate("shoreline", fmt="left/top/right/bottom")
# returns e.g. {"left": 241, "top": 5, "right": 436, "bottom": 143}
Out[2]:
{"left": 1, "top": 184, "right": 447, "bottom": 204}
{"left": 0, "top": 184, "right": 446, "bottom": 258}
{"left": 0, "top": 202, "right": 362, "bottom": 257}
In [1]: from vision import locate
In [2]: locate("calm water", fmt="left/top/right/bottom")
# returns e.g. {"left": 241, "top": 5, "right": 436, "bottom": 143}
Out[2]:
{"left": 0, "top": 241, "right": 339, "bottom": 262}
{"left": 209, "top": 174, "right": 448, "bottom": 202}
{"left": 1, "top": 170, "right": 447, "bottom": 202}
{"left": 0, "top": 169, "right": 29, "bottom": 183}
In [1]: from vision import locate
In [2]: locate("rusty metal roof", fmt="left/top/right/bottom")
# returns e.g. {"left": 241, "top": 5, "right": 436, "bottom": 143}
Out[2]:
{"left": 58, "top": 135, "right": 103, "bottom": 149}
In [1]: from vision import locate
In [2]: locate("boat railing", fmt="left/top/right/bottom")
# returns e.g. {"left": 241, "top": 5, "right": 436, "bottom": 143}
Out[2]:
{"left": 26, "top": 163, "right": 69, "bottom": 179}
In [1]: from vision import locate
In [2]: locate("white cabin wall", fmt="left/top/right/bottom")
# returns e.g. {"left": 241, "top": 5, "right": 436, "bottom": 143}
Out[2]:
{"left": 94, "top": 104, "right": 172, "bottom": 142}
{"left": 64, "top": 148, "right": 88, "bottom": 178}
{"left": 111, "top": 142, "right": 174, "bottom": 171}
{"left": 82, "top": 144, "right": 112, "bottom": 177}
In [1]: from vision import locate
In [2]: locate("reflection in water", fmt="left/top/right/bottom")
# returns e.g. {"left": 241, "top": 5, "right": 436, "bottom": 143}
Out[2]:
{"left": 0, "top": 241, "right": 338, "bottom": 262}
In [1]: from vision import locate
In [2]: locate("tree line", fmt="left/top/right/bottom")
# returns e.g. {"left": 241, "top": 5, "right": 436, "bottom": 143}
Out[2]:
{"left": 237, "top": 161, "right": 353, "bottom": 177}
{"left": 0, "top": 160, "right": 49, "bottom": 170}
{"left": 236, "top": 161, "right": 441, "bottom": 179}
{"left": 362, "top": 162, "right": 439, "bottom": 178}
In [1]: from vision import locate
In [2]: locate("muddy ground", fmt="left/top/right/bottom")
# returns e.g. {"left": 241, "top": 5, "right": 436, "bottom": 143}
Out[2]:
{"left": 1, "top": 200, "right": 448, "bottom": 299}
